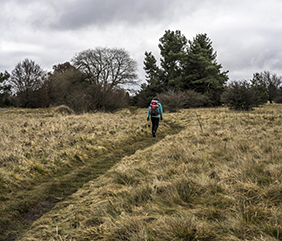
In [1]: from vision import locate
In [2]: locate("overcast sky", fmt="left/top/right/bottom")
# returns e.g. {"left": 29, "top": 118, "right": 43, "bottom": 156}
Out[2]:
{"left": 1, "top": 0, "right": 282, "bottom": 86}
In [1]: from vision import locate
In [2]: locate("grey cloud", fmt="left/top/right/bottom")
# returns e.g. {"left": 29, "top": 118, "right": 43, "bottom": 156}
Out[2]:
{"left": 254, "top": 50, "right": 282, "bottom": 71}
{"left": 50, "top": 0, "right": 175, "bottom": 30}
{"left": 1, "top": 0, "right": 282, "bottom": 83}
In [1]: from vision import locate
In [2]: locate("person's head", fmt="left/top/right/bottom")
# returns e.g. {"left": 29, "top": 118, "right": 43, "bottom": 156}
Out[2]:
{"left": 152, "top": 96, "right": 160, "bottom": 102}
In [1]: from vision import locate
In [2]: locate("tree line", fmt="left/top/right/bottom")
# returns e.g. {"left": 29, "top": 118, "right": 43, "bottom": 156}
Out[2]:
{"left": 0, "top": 47, "right": 138, "bottom": 112}
{"left": 0, "top": 30, "right": 281, "bottom": 112}
{"left": 222, "top": 71, "right": 282, "bottom": 110}
{"left": 134, "top": 30, "right": 282, "bottom": 110}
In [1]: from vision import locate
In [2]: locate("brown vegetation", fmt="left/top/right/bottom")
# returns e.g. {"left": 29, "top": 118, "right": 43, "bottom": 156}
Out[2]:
{"left": 1, "top": 104, "right": 282, "bottom": 240}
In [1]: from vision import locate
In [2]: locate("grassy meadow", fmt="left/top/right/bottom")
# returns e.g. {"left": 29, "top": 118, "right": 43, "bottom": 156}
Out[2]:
{"left": 1, "top": 104, "right": 282, "bottom": 240}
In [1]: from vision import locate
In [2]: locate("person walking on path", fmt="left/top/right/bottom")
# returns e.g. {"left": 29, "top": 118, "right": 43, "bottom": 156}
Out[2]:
{"left": 147, "top": 97, "right": 163, "bottom": 137}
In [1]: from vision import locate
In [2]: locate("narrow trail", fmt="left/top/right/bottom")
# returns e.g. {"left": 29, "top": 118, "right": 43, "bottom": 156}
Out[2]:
{"left": 1, "top": 120, "right": 183, "bottom": 241}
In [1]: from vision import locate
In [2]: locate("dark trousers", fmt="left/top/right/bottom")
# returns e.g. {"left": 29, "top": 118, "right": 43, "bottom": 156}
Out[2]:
{"left": 151, "top": 117, "right": 159, "bottom": 134}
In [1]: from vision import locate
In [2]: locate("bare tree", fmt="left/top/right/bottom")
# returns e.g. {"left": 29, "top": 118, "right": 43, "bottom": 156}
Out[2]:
{"left": 10, "top": 59, "right": 46, "bottom": 93}
{"left": 72, "top": 47, "right": 138, "bottom": 91}
{"left": 9, "top": 59, "right": 47, "bottom": 107}
{"left": 0, "top": 71, "right": 11, "bottom": 94}
{"left": 0, "top": 71, "right": 12, "bottom": 106}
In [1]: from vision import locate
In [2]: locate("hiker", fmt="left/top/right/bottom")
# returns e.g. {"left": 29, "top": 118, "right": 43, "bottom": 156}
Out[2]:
{"left": 147, "top": 97, "right": 163, "bottom": 137}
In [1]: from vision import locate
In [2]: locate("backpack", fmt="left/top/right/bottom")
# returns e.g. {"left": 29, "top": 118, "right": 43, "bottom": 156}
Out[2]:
{"left": 150, "top": 101, "right": 160, "bottom": 116}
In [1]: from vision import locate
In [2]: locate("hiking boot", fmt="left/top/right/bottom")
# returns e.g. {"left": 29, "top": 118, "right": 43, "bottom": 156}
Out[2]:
{"left": 152, "top": 131, "right": 156, "bottom": 137}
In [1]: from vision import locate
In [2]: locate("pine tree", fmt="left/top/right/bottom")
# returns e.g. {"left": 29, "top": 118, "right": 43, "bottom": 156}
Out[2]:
{"left": 137, "top": 30, "right": 229, "bottom": 107}
{"left": 183, "top": 34, "right": 228, "bottom": 105}
{"left": 143, "top": 51, "right": 161, "bottom": 90}
{"left": 158, "top": 30, "right": 187, "bottom": 90}
{"left": 251, "top": 73, "right": 269, "bottom": 105}
{"left": 136, "top": 52, "right": 162, "bottom": 107}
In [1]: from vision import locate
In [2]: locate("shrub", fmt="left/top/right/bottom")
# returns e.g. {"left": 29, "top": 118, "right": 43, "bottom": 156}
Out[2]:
{"left": 158, "top": 89, "right": 205, "bottom": 112}
{"left": 182, "top": 90, "right": 207, "bottom": 108}
{"left": 0, "top": 93, "right": 14, "bottom": 107}
{"left": 273, "top": 89, "right": 282, "bottom": 103}
{"left": 54, "top": 105, "right": 75, "bottom": 115}
{"left": 49, "top": 68, "right": 129, "bottom": 113}
{"left": 221, "top": 80, "right": 258, "bottom": 111}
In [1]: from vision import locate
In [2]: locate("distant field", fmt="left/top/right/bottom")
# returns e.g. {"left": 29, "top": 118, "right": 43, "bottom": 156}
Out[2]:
{"left": 1, "top": 105, "right": 282, "bottom": 240}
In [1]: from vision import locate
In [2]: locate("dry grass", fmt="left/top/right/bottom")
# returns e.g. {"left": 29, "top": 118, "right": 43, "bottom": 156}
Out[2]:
{"left": 0, "top": 107, "right": 150, "bottom": 192}
{"left": 2, "top": 105, "right": 282, "bottom": 240}
{"left": 0, "top": 106, "right": 180, "bottom": 240}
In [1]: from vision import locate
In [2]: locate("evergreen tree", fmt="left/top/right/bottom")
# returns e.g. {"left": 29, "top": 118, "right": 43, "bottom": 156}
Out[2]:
{"left": 140, "top": 51, "right": 162, "bottom": 103}
{"left": 143, "top": 51, "right": 162, "bottom": 91}
{"left": 251, "top": 73, "right": 269, "bottom": 105}
{"left": 136, "top": 51, "right": 163, "bottom": 107}
{"left": 158, "top": 30, "right": 187, "bottom": 90}
{"left": 183, "top": 34, "right": 228, "bottom": 105}
{"left": 137, "top": 30, "right": 228, "bottom": 107}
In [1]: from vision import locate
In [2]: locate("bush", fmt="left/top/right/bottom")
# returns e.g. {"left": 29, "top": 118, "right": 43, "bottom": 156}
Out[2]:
{"left": 252, "top": 85, "right": 269, "bottom": 105}
{"left": 273, "top": 89, "right": 282, "bottom": 103}
{"left": 182, "top": 90, "right": 207, "bottom": 108}
{"left": 54, "top": 105, "right": 75, "bottom": 115}
{"left": 49, "top": 69, "right": 129, "bottom": 113}
{"left": 158, "top": 89, "right": 205, "bottom": 112}
{"left": 221, "top": 80, "right": 258, "bottom": 111}
{"left": 0, "top": 93, "right": 14, "bottom": 107}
